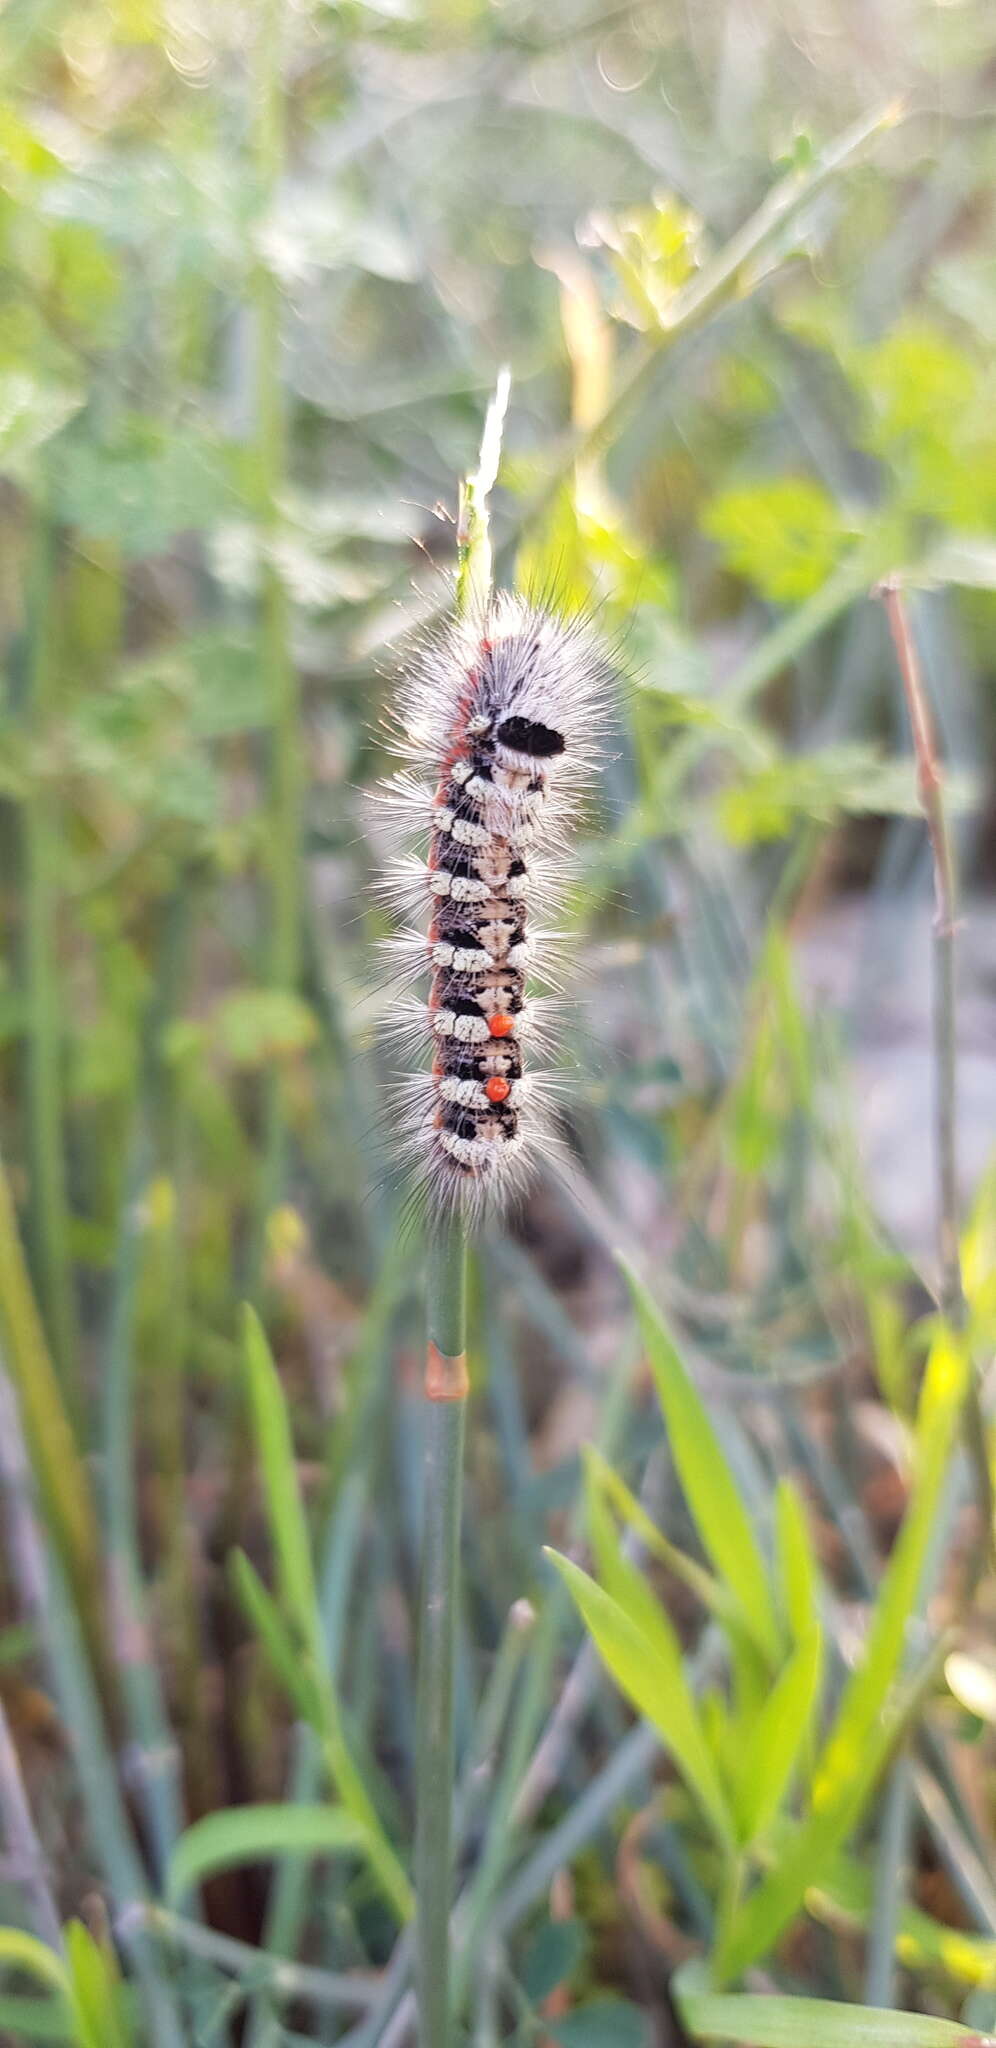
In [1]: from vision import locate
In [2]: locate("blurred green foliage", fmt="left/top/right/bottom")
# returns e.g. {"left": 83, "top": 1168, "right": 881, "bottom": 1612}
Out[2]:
{"left": 0, "top": 0, "right": 994, "bottom": 2040}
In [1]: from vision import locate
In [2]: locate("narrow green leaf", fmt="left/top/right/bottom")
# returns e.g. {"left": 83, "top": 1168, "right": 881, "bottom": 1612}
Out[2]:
{"left": 679, "top": 1988, "right": 989, "bottom": 2047}
{"left": 774, "top": 1478, "right": 820, "bottom": 1643}
{"left": 584, "top": 1446, "right": 734, "bottom": 1626}
{"left": 813, "top": 1329, "right": 967, "bottom": 1815}
{"left": 715, "top": 1645, "right": 943, "bottom": 1983}
{"left": 229, "top": 1548, "right": 323, "bottom": 1725}
{"left": 619, "top": 1260, "right": 780, "bottom": 1663}
{"left": 242, "top": 1305, "right": 320, "bottom": 1656}
{"left": 64, "top": 1922, "right": 133, "bottom": 2048}
{"left": 166, "top": 1804, "right": 372, "bottom": 1903}
{"left": 0, "top": 1932, "right": 68, "bottom": 1998}
{"left": 545, "top": 1548, "right": 733, "bottom": 1848}
{"left": 732, "top": 1629, "right": 822, "bottom": 1843}
{"left": 0, "top": 1993, "right": 72, "bottom": 2041}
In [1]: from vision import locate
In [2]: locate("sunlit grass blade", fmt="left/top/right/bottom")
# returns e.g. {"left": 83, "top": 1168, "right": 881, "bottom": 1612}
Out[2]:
{"left": 238, "top": 1310, "right": 414, "bottom": 1924}
{"left": 0, "top": 1930, "right": 68, "bottom": 1998}
{"left": 545, "top": 1547, "right": 733, "bottom": 1851}
{"left": 774, "top": 1477, "right": 821, "bottom": 1643}
{"left": 584, "top": 1445, "right": 737, "bottom": 1628}
{"left": 812, "top": 1328, "right": 968, "bottom": 1813}
{"left": 618, "top": 1258, "right": 781, "bottom": 1664}
{"left": 714, "top": 1642, "right": 947, "bottom": 1983}
{"left": 229, "top": 1548, "right": 324, "bottom": 1725}
{"left": 242, "top": 1306, "right": 321, "bottom": 1656}
{"left": 678, "top": 1983, "right": 992, "bottom": 2048}
{"left": 64, "top": 1920, "right": 135, "bottom": 2048}
{"left": 731, "top": 1628, "right": 821, "bottom": 1843}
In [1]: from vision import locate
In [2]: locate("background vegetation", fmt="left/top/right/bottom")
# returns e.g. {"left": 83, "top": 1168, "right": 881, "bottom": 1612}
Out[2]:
{"left": 1, "top": 0, "right": 995, "bottom": 2041}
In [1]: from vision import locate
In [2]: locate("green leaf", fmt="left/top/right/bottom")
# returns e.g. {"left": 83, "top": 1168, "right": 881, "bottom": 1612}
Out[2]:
{"left": 242, "top": 1307, "right": 321, "bottom": 1658}
{"left": 51, "top": 421, "right": 239, "bottom": 556}
{"left": 549, "top": 1997, "right": 650, "bottom": 2047}
{"left": 216, "top": 989, "right": 319, "bottom": 1069}
{"left": 812, "top": 1329, "right": 968, "bottom": 1814}
{"left": 0, "top": 372, "right": 83, "bottom": 483}
{"left": 774, "top": 1478, "right": 820, "bottom": 1644}
{"left": 0, "top": 1931, "right": 68, "bottom": 1998}
{"left": 521, "top": 1920, "right": 587, "bottom": 2004}
{"left": 545, "top": 1549, "right": 733, "bottom": 1848}
{"left": 703, "top": 476, "right": 856, "bottom": 604}
{"left": 166, "top": 1804, "right": 372, "bottom": 1903}
{"left": 619, "top": 1260, "right": 780, "bottom": 1664}
{"left": 0, "top": 1993, "right": 72, "bottom": 2041}
{"left": 715, "top": 1334, "right": 967, "bottom": 1983}
{"left": 584, "top": 1446, "right": 735, "bottom": 1627}
{"left": 229, "top": 1548, "right": 323, "bottom": 1726}
{"left": 717, "top": 745, "right": 977, "bottom": 848}
{"left": 732, "top": 1628, "right": 821, "bottom": 1843}
{"left": 64, "top": 1922, "right": 134, "bottom": 2048}
{"left": 678, "top": 1988, "right": 989, "bottom": 2047}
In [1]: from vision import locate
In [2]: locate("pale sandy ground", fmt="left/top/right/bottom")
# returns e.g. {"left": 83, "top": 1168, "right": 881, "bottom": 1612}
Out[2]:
{"left": 797, "top": 894, "right": 996, "bottom": 1279}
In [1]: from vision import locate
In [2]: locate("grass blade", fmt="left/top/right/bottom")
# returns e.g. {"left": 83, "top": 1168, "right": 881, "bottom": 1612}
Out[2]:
{"left": 619, "top": 1259, "right": 780, "bottom": 1663}
{"left": 678, "top": 1986, "right": 991, "bottom": 2047}
{"left": 166, "top": 1806, "right": 373, "bottom": 1904}
{"left": 545, "top": 1547, "right": 732, "bottom": 1850}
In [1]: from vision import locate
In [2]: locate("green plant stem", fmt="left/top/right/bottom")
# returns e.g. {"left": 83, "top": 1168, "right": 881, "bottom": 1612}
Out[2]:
{"left": 866, "top": 1747, "right": 914, "bottom": 2007}
{"left": 252, "top": 0, "right": 301, "bottom": 1266}
{"left": 0, "top": 1145, "right": 108, "bottom": 1695}
{"left": 23, "top": 498, "right": 79, "bottom": 1414}
{"left": 415, "top": 1223, "right": 468, "bottom": 2048}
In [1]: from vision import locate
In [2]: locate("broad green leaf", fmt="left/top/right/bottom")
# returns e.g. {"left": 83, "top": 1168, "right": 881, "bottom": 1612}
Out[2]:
{"left": 774, "top": 1479, "right": 820, "bottom": 1643}
{"left": 166, "top": 1804, "right": 372, "bottom": 1903}
{"left": 0, "top": 372, "right": 82, "bottom": 482}
{"left": 0, "top": 1993, "right": 71, "bottom": 2041}
{"left": 50, "top": 422, "right": 238, "bottom": 556}
{"left": 545, "top": 1549, "right": 732, "bottom": 1848}
{"left": 242, "top": 1306, "right": 320, "bottom": 1657}
{"left": 521, "top": 1920, "right": 587, "bottom": 2004}
{"left": 64, "top": 1922, "right": 133, "bottom": 2048}
{"left": 703, "top": 476, "right": 856, "bottom": 603}
{"left": 217, "top": 989, "right": 318, "bottom": 1069}
{"left": 732, "top": 1629, "right": 821, "bottom": 1843}
{"left": 718, "top": 746, "right": 977, "bottom": 848}
{"left": 620, "top": 1260, "right": 780, "bottom": 1664}
{"left": 678, "top": 1987, "right": 989, "bottom": 2046}
{"left": 548, "top": 1997, "right": 650, "bottom": 2047}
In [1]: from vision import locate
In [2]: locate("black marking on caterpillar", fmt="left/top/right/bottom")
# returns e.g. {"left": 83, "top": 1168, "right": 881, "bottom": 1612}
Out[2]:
{"left": 377, "top": 591, "right": 612, "bottom": 1224}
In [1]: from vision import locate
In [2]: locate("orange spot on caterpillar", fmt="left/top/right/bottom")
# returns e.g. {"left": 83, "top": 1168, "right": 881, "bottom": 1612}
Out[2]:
{"left": 489, "top": 1013, "right": 514, "bottom": 1038}
{"left": 485, "top": 1076, "right": 510, "bottom": 1103}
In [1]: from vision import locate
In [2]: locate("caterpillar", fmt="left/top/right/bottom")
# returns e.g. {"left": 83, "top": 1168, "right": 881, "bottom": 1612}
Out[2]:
{"left": 378, "top": 589, "right": 612, "bottom": 1224}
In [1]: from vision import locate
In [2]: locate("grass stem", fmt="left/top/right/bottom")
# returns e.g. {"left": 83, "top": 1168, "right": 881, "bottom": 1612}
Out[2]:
{"left": 23, "top": 497, "right": 79, "bottom": 1414}
{"left": 415, "top": 1224, "right": 468, "bottom": 2047}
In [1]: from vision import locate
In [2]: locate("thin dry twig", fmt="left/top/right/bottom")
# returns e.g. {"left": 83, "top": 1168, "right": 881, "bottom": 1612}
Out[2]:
{"left": 878, "top": 577, "right": 995, "bottom": 1568}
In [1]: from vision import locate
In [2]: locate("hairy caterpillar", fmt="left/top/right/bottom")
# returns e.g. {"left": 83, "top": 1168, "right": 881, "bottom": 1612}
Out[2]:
{"left": 378, "top": 590, "right": 612, "bottom": 1224}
